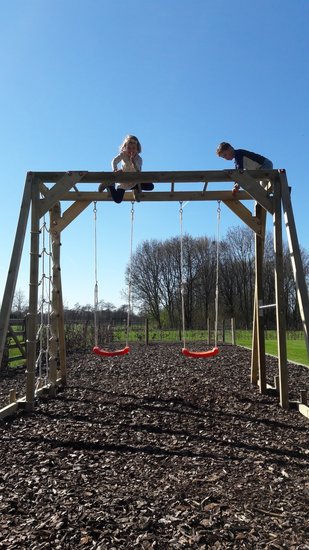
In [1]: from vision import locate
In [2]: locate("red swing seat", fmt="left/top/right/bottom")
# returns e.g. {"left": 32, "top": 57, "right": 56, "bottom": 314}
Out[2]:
{"left": 181, "top": 346, "right": 219, "bottom": 359}
{"left": 92, "top": 345, "right": 130, "bottom": 357}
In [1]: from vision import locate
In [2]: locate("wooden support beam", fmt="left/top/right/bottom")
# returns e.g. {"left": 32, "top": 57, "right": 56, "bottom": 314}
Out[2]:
{"left": 224, "top": 170, "right": 274, "bottom": 214}
{"left": 0, "top": 173, "right": 32, "bottom": 370}
{"left": 57, "top": 190, "right": 253, "bottom": 203}
{"left": 39, "top": 171, "right": 88, "bottom": 217}
{"left": 223, "top": 200, "right": 262, "bottom": 235}
{"left": 55, "top": 200, "right": 92, "bottom": 232}
{"left": 279, "top": 171, "right": 309, "bottom": 357}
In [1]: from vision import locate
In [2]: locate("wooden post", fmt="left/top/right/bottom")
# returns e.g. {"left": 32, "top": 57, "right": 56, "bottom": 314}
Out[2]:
{"left": 207, "top": 317, "right": 210, "bottom": 345}
{"left": 145, "top": 318, "right": 149, "bottom": 346}
{"left": 299, "top": 390, "right": 307, "bottom": 405}
{"left": 251, "top": 292, "right": 259, "bottom": 384}
{"left": 273, "top": 176, "right": 289, "bottom": 409}
{"left": 254, "top": 203, "right": 267, "bottom": 393}
{"left": 57, "top": 274, "right": 67, "bottom": 385}
{"left": 222, "top": 319, "right": 225, "bottom": 343}
{"left": 231, "top": 317, "right": 236, "bottom": 345}
{"left": 9, "top": 389, "right": 16, "bottom": 403}
{"left": 49, "top": 203, "right": 62, "bottom": 395}
{"left": 26, "top": 177, "right": 41, "bottom": 410}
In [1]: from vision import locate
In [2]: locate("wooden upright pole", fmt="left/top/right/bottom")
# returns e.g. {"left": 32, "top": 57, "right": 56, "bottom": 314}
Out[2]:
{"left": 49, "top": 203, "right": 62, "bottom": 394}
{"left": 273, "top": 177, "right": 289, "bottom": 408}
{"left": 253, "top": 204, "right": 267, "bottom": 392}
{"left": 50, "top": 207, "right": 66, "bottom": 386}
{"left": 25, "top": 177, "right": 41, "bottom": 410}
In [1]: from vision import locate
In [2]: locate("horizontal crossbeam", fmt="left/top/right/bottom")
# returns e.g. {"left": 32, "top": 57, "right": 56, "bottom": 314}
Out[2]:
{"left": 32, "top": 169, "right": 278, "bottom": 184}
{"left": 49, "top": 190, "right": 253, "bottom": 202}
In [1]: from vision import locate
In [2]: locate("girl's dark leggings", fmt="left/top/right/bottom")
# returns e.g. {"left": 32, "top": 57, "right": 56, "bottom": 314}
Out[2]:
{"left": 110, "top": 183, "right": 154, "bottom": 204}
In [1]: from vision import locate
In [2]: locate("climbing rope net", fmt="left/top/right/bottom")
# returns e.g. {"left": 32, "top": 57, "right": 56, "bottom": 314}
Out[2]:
{"left": 35, "top": 215, "right": 52, "bottom": 387}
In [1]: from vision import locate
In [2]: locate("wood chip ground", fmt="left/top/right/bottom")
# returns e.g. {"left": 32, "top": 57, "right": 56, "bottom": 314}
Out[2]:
{"left": 0, "top": 344, "right": 308, "bottom": 549}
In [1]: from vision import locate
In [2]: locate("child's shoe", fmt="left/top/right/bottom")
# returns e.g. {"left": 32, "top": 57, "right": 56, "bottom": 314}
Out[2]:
{"left": 98, "top": 183, "right": 107, "bottom": 192}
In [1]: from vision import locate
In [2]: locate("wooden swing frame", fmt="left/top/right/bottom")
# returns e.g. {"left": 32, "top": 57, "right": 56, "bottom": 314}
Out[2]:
{"left": 0, "top": 169, "right": 308, "bottom": 419}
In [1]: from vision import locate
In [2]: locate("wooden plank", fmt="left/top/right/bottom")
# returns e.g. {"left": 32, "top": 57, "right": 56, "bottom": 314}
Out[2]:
{"left": 0, "top": 173, "right": 32, "bottom": 369}
{"left": 55, "top": 200, "right": 92, "bottom": 232}
{"left": 223, "top": 200, "right": 262, "bottom": 235}
{"left": 0, "top": 378, "right": 63, "bottom": 420}
{"left": 39, "top": 171, "right": 88, "bottom": 217}
{"left": 0, "top": 402, "right": 19, "bottom": 419}
{"left": 279, "top": 170, "right": 309, "bottom": 357}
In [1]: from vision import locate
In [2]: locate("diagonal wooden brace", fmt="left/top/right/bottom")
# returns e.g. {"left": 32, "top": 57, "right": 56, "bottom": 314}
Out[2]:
{"left": 39, "top": 171, "right": 88, "bottom": 217}
{"left": 224, "top": 170, "right": 274, "bottom": 214}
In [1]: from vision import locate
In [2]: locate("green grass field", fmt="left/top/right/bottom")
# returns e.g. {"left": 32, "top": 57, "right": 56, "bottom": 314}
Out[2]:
{"left": 115, "top": 326, "right": 309, "bottom": 366}
{"left": 235, "top": 331, "right": 309, "bottom": 366}
{"left": 6, "top": 325, "right": 309, "bottom": 368}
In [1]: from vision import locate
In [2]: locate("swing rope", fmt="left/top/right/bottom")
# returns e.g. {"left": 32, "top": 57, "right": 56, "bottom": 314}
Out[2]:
{"left": 214, "top": 200, "right": 221, "bottom": 347}
{"left": 179, "top": 201, "right": 219, "bottom": 359}
{"left": 179, "top": 202, "right": 187, "bottom": 348}
{"left": 126, "top": 201, "right": 135, "bottom": 345}
{"left": 92, "top": 202, "right": 135, "bottom": 357}
{"left": 93, "top": 201, "right": 99, "bottom": 348}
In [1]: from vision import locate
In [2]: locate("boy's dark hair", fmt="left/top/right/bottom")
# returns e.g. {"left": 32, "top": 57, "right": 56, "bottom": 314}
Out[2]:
{"left": 216, "top": 142, "right": 232, "bottom": 155}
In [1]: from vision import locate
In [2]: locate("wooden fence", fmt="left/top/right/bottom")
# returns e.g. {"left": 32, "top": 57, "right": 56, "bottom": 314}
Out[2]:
{"left": 1, "top": 318, "right": 27, "bottom": 371}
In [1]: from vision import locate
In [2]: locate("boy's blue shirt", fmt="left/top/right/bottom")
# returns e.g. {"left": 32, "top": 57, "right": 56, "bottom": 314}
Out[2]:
{"left": 234, "top": 149, "right": 267, "bottom": 170}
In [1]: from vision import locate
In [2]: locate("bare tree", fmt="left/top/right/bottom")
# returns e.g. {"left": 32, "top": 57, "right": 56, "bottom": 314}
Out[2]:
{"left": 129, "top": 240, "right": 164, "bottom": 328}
{"left": 12, "top": 289, "right": 28, "bottom": 315}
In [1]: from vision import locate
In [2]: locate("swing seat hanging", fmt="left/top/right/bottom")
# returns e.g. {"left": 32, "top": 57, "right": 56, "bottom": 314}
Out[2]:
{"left": 181, "top": 346, "right": 219, "bottom": 359}
{"left": 92, "top": 345, "right": 130, "bottom": 357}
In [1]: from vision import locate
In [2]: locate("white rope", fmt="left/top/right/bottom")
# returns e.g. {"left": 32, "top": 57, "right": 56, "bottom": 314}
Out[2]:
{"left": 214, "top": 200, "right": 221, "bottom": 347}
{"left": 126, "top": 202, "right": 135, "bottom": 346}
{"left": 93, "top": 202, "right": 99, "bottom": 347}
{"left": 93, "top": 202, "right": 134, "bottom": 350}
{"left": 179, "top": 202, "right": 186, "bottom": 348}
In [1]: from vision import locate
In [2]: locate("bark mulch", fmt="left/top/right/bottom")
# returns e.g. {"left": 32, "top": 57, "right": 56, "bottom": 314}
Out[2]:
{"left": 0, "top": 343, "right": 308, "bottom": 549}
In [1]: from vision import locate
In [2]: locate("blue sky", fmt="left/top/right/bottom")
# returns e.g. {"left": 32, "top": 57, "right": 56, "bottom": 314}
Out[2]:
{"left": 1, "top": 0, "right": 308, "bottom": 310}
